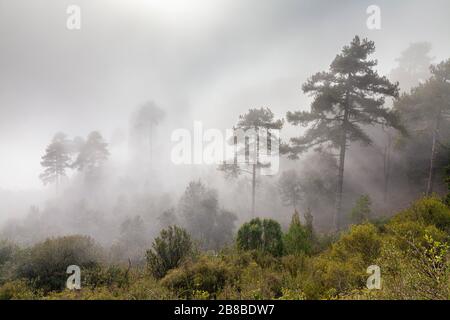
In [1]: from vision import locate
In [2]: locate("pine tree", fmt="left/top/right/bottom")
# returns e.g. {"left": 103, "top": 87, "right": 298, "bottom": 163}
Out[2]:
{"left": 395, "top": 59, "right": 450, "bottom": 195}
{"left": 284, "top": 36, "right": 402, "bottom": 231}
{"left": 349, "top": 194, "right": 372, "bottom": 224}
{"left": 73, "top": 131, "right": 109, "bottom": 181}
{"left": 131, "top": 101, "right": 165, "bottom": 165}
{"left": 219, "top": 107, "right": 283, "bottom": 216}
{"left": 39, "top": 132, "right": 71, "bottom": 192}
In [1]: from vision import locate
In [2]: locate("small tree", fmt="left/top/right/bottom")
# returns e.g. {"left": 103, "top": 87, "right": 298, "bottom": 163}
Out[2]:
{"left": 146, "top": 226, "right": 195, "bottom": 279}
{"left": 236, "top": 218, "right": 283, "bottom": 256}
{"left": 39, "top": 132, "right": 72, "bottom": 192}
{"left": 283, "top": 210, "right": 311, "bottom": 255}
{"left": 349, "top": 195, "right": 372, "bottom": 224}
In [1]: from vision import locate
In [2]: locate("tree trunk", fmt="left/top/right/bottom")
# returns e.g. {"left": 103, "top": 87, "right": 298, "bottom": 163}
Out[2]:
{"left": 383, "top": 132, "right": 393, "bottom": 204}
{"left": 251, "top": 163, "right": 256, "bottom": 217}
{"left": 335, "top": 135, "right": 347, "bottom": 232}
{"left": 335, "top": 91, "right": 350, "bottom": 231}
{"left": 426, "top": 113, "right": 441, "bottom": 196}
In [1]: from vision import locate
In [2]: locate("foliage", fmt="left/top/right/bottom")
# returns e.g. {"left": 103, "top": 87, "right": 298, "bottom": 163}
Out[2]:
{"left": 283, "top": 210, "right": 311, "bottom": 255}
{"left": 390, "top": 196, "right": 450, "bottom": 233}
{"left": 285, "top": 35, "right": 402, "bottom": 230}
{"left": 16, "top": 235, "right": 102, "bottom": 292}
{"left": 146, "top": 226, "right": 195, "bottom": 279}
{"left": 236, "top": 218, "right": 283, "bottom": 257}
{"left": 161, "top": 256, "right": 235, "bottom": 299}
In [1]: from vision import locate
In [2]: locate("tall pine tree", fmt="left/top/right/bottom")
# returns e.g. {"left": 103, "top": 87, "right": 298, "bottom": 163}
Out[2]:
{"left": 285, "top": 36, "right": 402, "bottom": 231}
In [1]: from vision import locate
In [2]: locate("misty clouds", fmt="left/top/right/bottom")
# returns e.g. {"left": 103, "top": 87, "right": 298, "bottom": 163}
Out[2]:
{"left": 0, "top": 0, "right": 449, "bottom": 193}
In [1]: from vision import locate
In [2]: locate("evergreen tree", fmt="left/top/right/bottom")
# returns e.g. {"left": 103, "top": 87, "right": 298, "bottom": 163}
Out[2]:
{"left": 219, "top": 107, "right": 283, "bottom": 216}
{"left": 73, "top": 131, "right": 110, "bottom": 181}
{"left": 395, "top": 59, "right": 450, "bottom": 195}
{"left": 285, "top": 36, "right": 401, "bottom": 231}
{"left": 390, "top": 42, "right": 434, "bottom": 92}
{"left": 283, "top": 210, "right": 311, "bottom": 255}
{"left": 39, "top": 132, "right": 72, "bottom": 192}
{"left": 349, "top": 194, "right": 372, "bottom": 224}
{"left": 131, "top": 101, "right": 165, "bottom": 165}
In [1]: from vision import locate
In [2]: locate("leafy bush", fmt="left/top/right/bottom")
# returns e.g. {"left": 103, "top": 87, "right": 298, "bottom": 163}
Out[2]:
{"left": 236, "top": 218, "right": 283, "bottom": 256}
{"left": 0, "top": 240, "right": 19, "bottom": 284}
{"left": 146, "top": 225, "right": 195, "bottom": 279}
{"left": 161, "top": 256, "right": 235, "bottom": 299}
{"left": 0, "top": 280, "right": 41, "bottom": 300}
{"left": 16, "top": 235, "right": 102, "bottom": 292}
{"left": 391, "top": 196, "right": 450, "bottom": 233}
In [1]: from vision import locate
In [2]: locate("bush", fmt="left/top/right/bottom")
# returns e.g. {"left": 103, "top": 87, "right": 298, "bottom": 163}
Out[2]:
{"left": 161, "top": 256, "right": 235, "bottom": 299}
{"left": 0, "top": 240, "right": 19, "bottom": 284}
{"left": 0, "top": 280, "right": 41, "bottom": 300}
{"left": 391, "top": 196, "right": 450, "bottom": 233}
{"left": 16, "top": 235, "right": 103, "bottom": 292}
{"left": 146, "top": 226, "right": 195, "bottom": 279}
{"left": 236, "top": 218, "right": 283, "bottom": 257}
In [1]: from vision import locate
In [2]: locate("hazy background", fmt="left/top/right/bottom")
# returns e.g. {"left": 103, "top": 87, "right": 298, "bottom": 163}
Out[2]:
{"left": 1, "top": 0, "right": 450, "bottom": 227}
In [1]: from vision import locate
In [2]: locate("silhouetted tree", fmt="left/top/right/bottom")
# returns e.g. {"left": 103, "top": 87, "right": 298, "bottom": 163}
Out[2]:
{"left": 39, "top": 132, "right": 72, "bottom": 192}
{"left": 395, "top": 59, "right": 450, "bottom": 195}
{"left": 220, "top": 107, "right": 283, "bottom": 216}
{"left": 390, "top": 42, "right": 434, "bottom": 92}
{"left": 285, "top": 36, "right": 402, "bottom": 231}
{"left": 131, "top": 101, "right": 165, "bottom": 165}
{"left": 73, "top": 131, "right": 109, "bottom": 181}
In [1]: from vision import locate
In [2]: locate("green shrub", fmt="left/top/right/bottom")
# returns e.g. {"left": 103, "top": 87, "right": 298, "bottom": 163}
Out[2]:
{"left": 0, "top": 280, "right": 41, "bottom": 300}
{"left": 16, "top": 235, "right": 102, "bottom": 292}
{"left": 391, "top": 196, "right": 450, "bottom": 233}
{"left": 146, "top": 225, "right": 195, "bottom": 279}
{"left": 236, "top": 218, "right": 283, "bottom": 257}
{"left": 161, "top": 256, "right": 235, "bottom": 299}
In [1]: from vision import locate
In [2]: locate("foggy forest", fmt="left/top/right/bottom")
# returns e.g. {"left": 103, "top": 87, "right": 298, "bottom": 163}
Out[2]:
{"left": 1, "top": 0, "right": 450, "bottom": 300}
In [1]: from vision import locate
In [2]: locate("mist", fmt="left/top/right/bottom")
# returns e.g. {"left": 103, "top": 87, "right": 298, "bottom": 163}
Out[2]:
{"left": 1, "top": 0, "right": 450, "bottom": 251}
